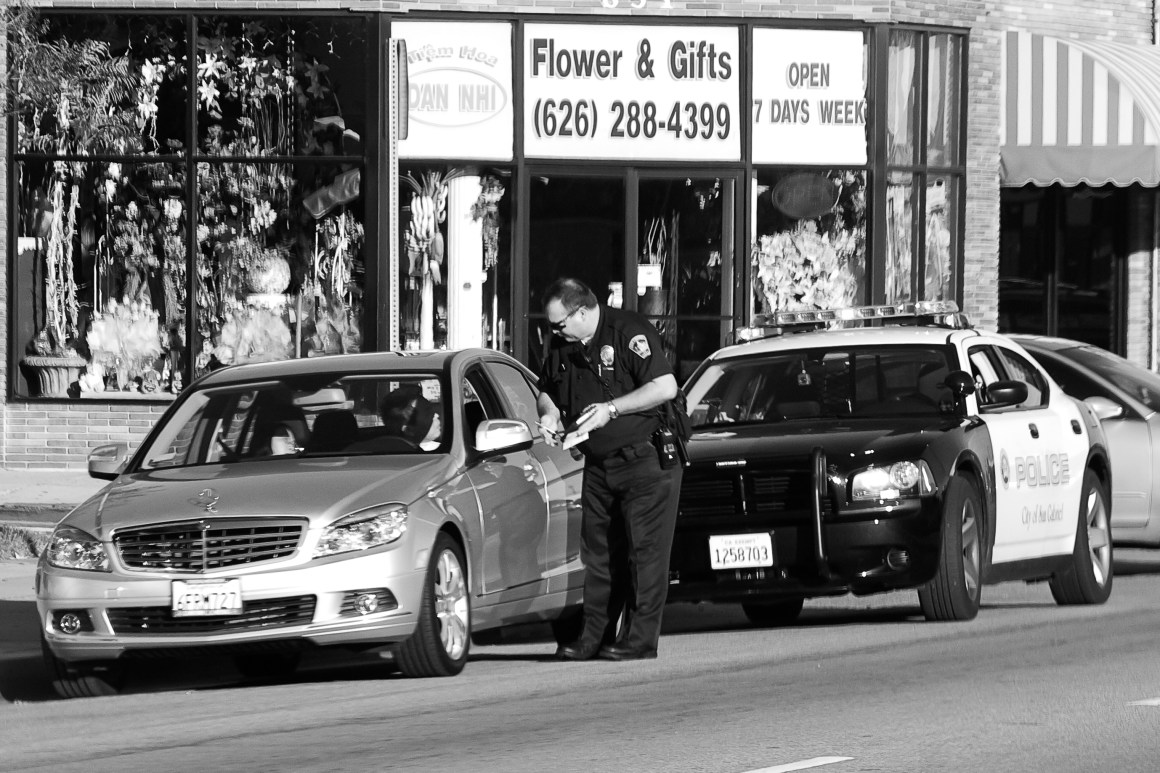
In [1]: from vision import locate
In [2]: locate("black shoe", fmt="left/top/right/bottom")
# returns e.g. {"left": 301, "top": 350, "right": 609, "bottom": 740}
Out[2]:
{"left": 598, "top": 644, "right": 658, "bottom": 661}
{"left": 555, "top": 640, "right": 602, "bottom": 661}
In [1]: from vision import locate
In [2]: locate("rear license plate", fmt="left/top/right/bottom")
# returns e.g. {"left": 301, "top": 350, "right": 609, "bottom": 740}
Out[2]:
{"left": 171, "top": 578, "right": 243, "bottom": 617}
{"left": 709, "top": 533, "right": 774, "bottom": 570}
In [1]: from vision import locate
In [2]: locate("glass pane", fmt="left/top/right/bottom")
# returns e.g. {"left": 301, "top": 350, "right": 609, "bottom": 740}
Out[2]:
{"left": 15, "top": 161, "right": 187, "bottom": 396}
{"left": 1059, "top": 190, "right": 1122, "bottom": 349}
{"left": 753, "top": 169, "right": 866, "bottom": 314}
{"left": 885, "top": 173, "right": 916, "bottom": 303}
{"left": 924, "top": 175, "right": 959, "bottom": 301}
{"left": 398, "top": 165, "right": 513, "bottom": 354}
{"left": 527, "top": 176, "right": 625, "bottom": 363}
{"left": 197, "top": 161, "right": 366, "bottom": 375}
{"left": 638, "top": 177, "right": 727, "bottom": 382}
{"left": 197, "top": 16, "right": 368, "bottom": 156}
{"left": 927, "top": 34, "right": 962, "bottom": 167}
{"left": 998, "top": 189, "right": 1049, "bottom": 334}
{"left": 887, "top": 30, "right": 919, "bottom": 166}
{"left": 12, "top": 13, "right": 189, "bottom": 155}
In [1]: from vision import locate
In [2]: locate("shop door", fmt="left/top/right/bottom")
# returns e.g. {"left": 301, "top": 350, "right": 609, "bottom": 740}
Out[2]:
{"left": 523, "top": 168, "right": 737, "bottom": 382}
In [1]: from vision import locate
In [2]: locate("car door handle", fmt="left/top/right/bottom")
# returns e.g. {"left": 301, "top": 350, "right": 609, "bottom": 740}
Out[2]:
{"left": 1071, "top": 419, "right": 1082, "bottom": 435}
{"left": 523, "top": 463, "right": 539, "bottom": 483}
{"left": 1028, "top": 423, "right": 1039, "bottom": 439}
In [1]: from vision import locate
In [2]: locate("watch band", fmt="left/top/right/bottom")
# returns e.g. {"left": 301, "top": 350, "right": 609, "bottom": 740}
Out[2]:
{"left": 606, "top": 401, "right": 620, "bottom": 420}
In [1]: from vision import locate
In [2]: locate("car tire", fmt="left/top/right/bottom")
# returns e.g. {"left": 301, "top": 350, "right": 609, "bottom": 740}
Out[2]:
{"left": 1049, "top": 469, "right": 1113, "bottom": 605}
{"left": 234, "top": 652, "right": 301, "bottom": 683}
{"left": 395, "top": 533, "right": 470, "bottom": 677}
{"left": 741, "top": 598, "right": 805, "bottom": 627}
{"left": 918, "top": 474, "right": 982, "bottom": 622}
{"left": 41, "top": 635, "right": 124, "bottom": 699}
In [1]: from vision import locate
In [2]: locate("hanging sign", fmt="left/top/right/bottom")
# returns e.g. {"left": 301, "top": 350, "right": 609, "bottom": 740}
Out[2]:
{"left": 395, "top": 22, "right": 514, "bottom": 161}
{"left": 751, "top": 29, "right": 868, "bottom": 165}
{"left": 523, "top": 24, "right": 741, "bottom": 162}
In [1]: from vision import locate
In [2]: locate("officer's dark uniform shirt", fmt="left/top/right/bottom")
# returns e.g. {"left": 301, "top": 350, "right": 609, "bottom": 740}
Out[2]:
{"left": 538, "top": 305, "right": 674, "bottom": 460}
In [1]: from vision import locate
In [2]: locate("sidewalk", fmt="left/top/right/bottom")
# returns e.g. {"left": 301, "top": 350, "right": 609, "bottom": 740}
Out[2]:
{"left": 0, "top": 468, "right": 107, "bottom": 527}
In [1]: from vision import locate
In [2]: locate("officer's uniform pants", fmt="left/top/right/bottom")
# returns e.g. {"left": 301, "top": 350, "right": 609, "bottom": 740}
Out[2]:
{"left": 577, "top": 442, "right": 682, "bottom": 654}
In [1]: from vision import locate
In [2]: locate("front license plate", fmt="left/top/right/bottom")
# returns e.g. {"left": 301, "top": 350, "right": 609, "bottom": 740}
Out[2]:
{"left": 171, "top": 578, "right": 243, "bottom": 617}
{"left": 709, "top": 533, "right": 774, "bottom": 571}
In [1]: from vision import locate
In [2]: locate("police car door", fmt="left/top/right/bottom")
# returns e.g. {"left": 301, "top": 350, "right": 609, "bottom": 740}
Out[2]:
{"left": 968, "top": 340, "right": 1085, "bottom": 564}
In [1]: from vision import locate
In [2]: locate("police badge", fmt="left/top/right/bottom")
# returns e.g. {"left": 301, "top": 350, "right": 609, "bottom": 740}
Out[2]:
{"left": 600, "top": 345, "right": 615, "bottom": 368}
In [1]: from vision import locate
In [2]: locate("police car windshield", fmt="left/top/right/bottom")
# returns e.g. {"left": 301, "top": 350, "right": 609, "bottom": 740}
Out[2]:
{"left": 686, "top": 345, "right": 956, "bottom": 427}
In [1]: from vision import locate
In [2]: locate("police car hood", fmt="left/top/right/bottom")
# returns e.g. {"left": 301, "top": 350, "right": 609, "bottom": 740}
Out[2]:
{"left": 59, "top": 455, "right": 452, "bottom": 539}
{"left": 688, "top": 416, "right": 957, "bottom": 463}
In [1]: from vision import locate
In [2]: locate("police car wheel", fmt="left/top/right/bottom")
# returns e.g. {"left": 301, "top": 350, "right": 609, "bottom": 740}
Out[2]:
{"left": 395, "top": 533, "right": 470, "bottom": 677}
{"left": 918, "top": 474, "right": 982, "bottom": 622}
{"left": 1049, "top": 469, "right": 1113, "bottom": 606}
{"left": 742, "top": 598, "right": 805, "bottom": 627}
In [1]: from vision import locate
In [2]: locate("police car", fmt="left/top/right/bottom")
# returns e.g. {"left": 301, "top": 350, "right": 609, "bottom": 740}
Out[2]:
{"left": 669, "top": 302, "right": 1114, "bottom": 624}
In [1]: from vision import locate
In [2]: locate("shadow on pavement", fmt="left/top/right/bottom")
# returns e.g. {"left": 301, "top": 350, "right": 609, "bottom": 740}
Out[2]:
{"left": 1113, "top": 548, "right": 1160, "bottom": 577}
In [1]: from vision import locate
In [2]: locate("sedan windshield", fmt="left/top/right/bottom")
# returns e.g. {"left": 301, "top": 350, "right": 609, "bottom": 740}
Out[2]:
{"left": 138, "top": 373, "right": 447, "bottom": 470}
{"left": 687, "top": 345, "right": 957, "bottom": 427}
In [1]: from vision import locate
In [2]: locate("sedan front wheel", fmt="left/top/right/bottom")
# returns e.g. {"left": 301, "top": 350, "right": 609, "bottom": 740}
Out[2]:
{"left": 396, "top": 533, "right": 470, "bottom": 677}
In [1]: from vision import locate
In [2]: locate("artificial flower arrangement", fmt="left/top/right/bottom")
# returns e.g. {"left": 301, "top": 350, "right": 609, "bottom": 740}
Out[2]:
{"left": 471, "top": 175, "right": 505, "bottom": 270}
{"left": 82, "top": 298, "right": 164, "bottom": 392}
{"left": 212, "top": 307, "right": 292, "bottom": 366}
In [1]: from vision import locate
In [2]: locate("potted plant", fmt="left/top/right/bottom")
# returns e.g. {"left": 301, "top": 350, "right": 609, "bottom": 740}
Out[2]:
{"left": 7, "top": 2, "right": 141, "bottom": 395}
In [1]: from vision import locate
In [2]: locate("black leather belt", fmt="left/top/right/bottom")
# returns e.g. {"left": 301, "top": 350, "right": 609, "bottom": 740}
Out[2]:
{"left": 589, "top": 440, "right": 654, "bottom": 465}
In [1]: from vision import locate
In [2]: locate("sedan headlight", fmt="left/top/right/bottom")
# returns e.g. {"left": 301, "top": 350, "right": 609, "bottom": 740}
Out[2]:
{"left": 314, "top": 504, "right": 408, "bottom": 558}
{"left": 46, "top": 526, "right": 110, "bottom": 572}
{"left": 851, "top": 461, "right": 935, "bottom": 501}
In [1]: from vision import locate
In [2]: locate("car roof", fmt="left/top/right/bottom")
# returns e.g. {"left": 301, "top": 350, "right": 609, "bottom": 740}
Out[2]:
{"left": 709, "top": 324, "right": 976, "bottom": 361}
{"left": 193, "top": 348, "right": 505, "bottom": 388}
{"left": 1005, "top": 333, "right": 1093, "bottom": 354}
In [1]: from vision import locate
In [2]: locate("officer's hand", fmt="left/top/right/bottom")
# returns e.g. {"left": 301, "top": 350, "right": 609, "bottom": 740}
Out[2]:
{"left": 537, "top": 414, "right": 563, "bottom": 446}
{"left": 575, "top": 403, "right": 609, "bottom": 433}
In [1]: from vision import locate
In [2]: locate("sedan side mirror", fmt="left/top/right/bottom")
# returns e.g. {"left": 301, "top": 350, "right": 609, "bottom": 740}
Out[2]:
{"left": 475, "top": 419, "right": 534, "bottom": 454}
{"left": 1084, "top": 395, "right": 1125, "bottom": 421}
{"left": 89, "top": 442, "right": 129, "bottom": 480}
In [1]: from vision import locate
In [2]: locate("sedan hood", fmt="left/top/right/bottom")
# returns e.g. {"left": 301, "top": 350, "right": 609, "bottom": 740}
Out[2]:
{"left": 688, "top": 417, "right": 957, "bottom": 465}
{"left": 63, "top": 456, "right": 456, "bottom": 538}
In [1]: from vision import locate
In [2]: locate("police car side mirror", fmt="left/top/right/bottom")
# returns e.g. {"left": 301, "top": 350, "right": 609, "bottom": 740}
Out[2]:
{"left": 1083, "top": 395, "right": 1125, "bottom": 421}
{"left": 986, "top": 380, "right": 1029, "bottom": 407}
{"left": 944, "top": 370, "right": 975, "bottom": 398}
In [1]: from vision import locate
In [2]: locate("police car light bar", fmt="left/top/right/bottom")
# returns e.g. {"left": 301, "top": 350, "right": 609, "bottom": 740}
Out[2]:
{"left": 735, "top": 301, "right": 963, "bottom": 342}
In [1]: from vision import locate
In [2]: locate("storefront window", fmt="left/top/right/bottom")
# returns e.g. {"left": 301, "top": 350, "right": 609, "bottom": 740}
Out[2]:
{"left": 924, "top": 176, "right": 957, "bottom": 301}
{"left": 888, "top": 30, "right": 919, "bottom": 166}
{"left": 927, "top": 34, "right": 962, "bottom": 167}
{"left": 398, "top": 165, "right": 513, "bottom": 353}
{"left": 11, "top": 11, "right": 369, "bottom": 398}
{"left": 885, "top": 173, "right": 915, "bottom": 303}
{"left": 752, "top": 170, "right": 867, "bottom": 315}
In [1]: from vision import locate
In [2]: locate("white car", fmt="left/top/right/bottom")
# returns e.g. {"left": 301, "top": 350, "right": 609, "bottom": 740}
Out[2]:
{"left": 37, "top": 349, "right": 584, "bottom": 697}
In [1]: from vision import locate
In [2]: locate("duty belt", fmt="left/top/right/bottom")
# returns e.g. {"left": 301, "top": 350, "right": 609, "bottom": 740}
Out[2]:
{"left": 588, "top": 440, "right": 654, "bottom": 466}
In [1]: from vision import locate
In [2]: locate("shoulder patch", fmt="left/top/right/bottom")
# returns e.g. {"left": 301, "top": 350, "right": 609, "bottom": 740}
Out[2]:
{"left": 629, "top": 334, "right": 651, "bottom": 360}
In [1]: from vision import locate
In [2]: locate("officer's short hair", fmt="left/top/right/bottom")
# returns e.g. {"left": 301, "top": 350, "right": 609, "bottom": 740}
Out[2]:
{"left": 543, "top": 277, "right": 598, "bottom": 312}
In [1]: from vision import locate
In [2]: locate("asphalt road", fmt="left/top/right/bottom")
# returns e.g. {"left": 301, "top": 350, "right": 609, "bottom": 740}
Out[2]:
{"left": 4, "top": 551, "right": 1160, "bottom": 772}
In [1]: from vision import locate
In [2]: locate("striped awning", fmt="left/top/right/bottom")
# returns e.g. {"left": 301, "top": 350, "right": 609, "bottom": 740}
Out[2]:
{"left": 1001, "top": 31, "right": 1160, "bottom": 186}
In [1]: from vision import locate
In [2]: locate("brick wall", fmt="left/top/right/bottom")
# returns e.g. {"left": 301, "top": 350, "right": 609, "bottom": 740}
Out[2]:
{"left": 3, "top": 401, "right": 167, "bottom": 470}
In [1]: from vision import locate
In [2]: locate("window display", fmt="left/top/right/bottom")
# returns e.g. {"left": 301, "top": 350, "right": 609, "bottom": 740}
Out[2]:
{"left": 11, "top": 10, "right": 369, "bottom": 397}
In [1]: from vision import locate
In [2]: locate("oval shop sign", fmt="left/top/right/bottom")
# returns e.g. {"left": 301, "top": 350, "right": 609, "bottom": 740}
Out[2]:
{"left": 408, "top": 67, "right": 509, "bottom": 129}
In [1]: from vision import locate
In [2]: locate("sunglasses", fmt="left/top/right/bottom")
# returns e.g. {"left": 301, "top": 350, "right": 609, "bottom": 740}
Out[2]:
{"left": 548, "top": 306, "right": 581, "bottom": 332}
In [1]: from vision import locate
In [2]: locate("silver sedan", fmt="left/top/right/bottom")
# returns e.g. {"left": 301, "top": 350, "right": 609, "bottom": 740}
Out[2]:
{"left": 1012, "top": 334, "right": 1160, "bottom": 547}
{"left": 37, "top": 349, "right": 584, "bottom": 697}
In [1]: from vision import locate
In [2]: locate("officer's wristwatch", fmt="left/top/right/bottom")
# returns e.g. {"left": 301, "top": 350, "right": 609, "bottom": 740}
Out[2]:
{"left": 606, "top": 401, "right": 620, "bottom": 420}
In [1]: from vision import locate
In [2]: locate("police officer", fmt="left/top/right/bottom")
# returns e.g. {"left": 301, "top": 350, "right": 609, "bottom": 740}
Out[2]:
{"left": 536, "top": 277, "right": 683, "bottom": 661}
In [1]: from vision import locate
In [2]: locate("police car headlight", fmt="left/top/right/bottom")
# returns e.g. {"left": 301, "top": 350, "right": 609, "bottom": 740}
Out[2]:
{"left": 46, "top": 526, "right": 111, "bottom": 572}
{"left": 851, "top": 461, "right": 935, "bottom": 501}
{"left": 314, "top": 505, "right": 408, "bottom": 558}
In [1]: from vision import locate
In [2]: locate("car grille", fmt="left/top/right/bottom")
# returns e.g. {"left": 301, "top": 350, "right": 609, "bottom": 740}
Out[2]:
{"left": 680, "top": 465, "right": 832, "bottom": 520}
{"left": 114, "top": 518, "right": 306, "bottom": 572}
{"left": 107, "top": 595, "right": 316, "bottom": 635}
